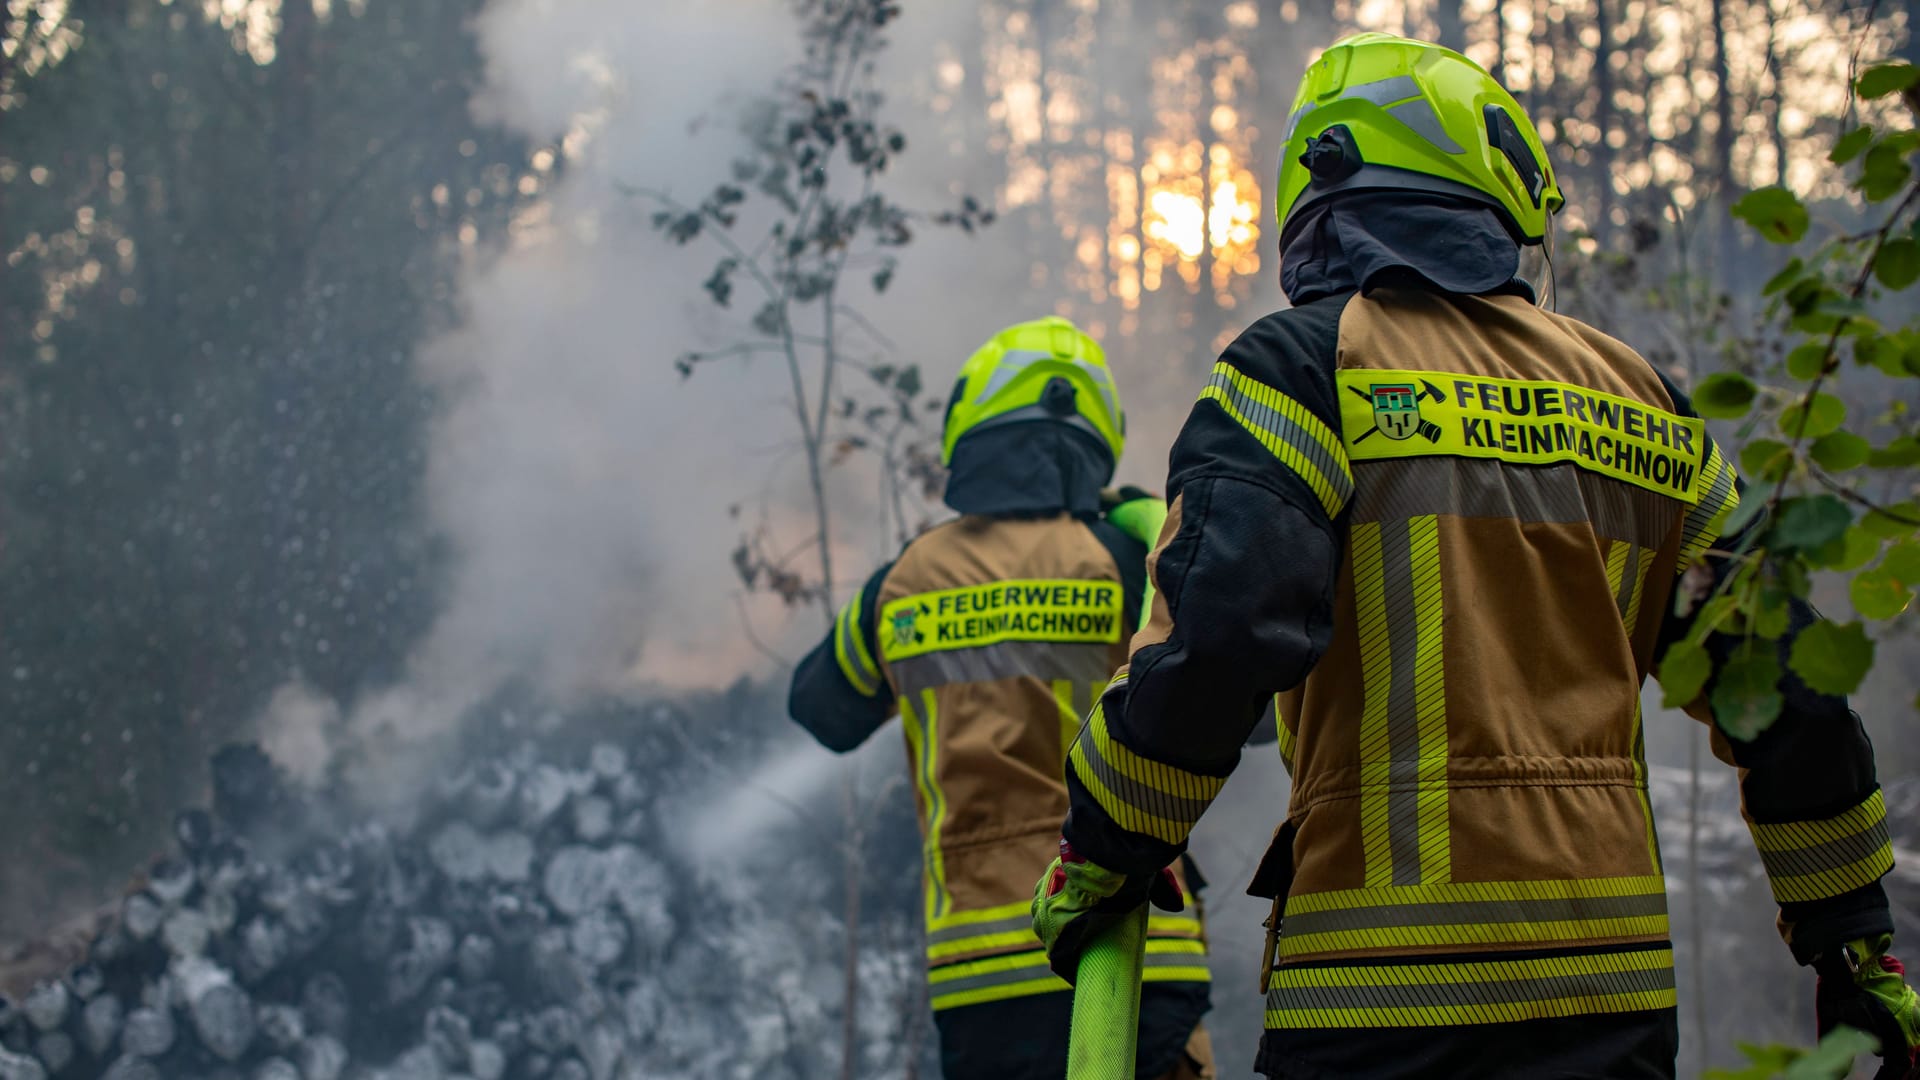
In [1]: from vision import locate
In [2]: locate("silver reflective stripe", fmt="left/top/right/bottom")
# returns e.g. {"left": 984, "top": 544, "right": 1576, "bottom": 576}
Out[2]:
{"left": 972, "top": 349, "right": 1053, "bottom": 403}
{"left": 1349, "top": 457, "right": 1679, "bottom": 546}
{"left": 890, "top": 639, "right": 1114, "bottom": 696}
{"left": 1280, "top": 891, "right": 1669, "bottom": 938}
{"left": 1267, "top": 963, "right": 1674, "bottom": 1012}
{"left": 927, "top": 914, "right": 1032, "bottom": 948}
{"left": 1072, "top": 721, "right": 1215, "bottom": 825}
{"left": 1388, "top": 98, "right": 1465, "bottom": 154}
{"left": 1204, "top": 367, "right": 1354, "bottom": 509}
{"left": 1756, "top": 819, "right": 1893, "bottom": 880}
{"left": 1288, "top": 75, "right": 1426, "bottom": 142}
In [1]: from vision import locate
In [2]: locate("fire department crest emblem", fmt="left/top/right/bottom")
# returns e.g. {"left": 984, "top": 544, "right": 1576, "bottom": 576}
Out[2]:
{"left": 890, "top": 608, "right": 922, "bottom": 647}
{"left": 1351, "top": 379, "right": 1445, "bottom": 443}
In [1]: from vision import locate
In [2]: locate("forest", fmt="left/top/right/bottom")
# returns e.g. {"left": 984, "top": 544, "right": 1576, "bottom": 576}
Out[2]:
{"left": 4, "top": 0, "right": 1920, "bottom": 1077}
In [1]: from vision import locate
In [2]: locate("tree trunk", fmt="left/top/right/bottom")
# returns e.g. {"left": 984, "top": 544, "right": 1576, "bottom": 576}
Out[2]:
{"left": 1710, "top": 0, "right": 1739, "bottom": 272}
{"left": 1764, "top": 3, "right": 1790, "bottom": 187}
{"left": 1592, "top": 0, "right": 1615, "bottom": 248}
{"left": 1435, "top": 0, "right": 1470, "bottom": 54}
{"left": 1491, "top": 0, "right": 1509, "bottom": 85}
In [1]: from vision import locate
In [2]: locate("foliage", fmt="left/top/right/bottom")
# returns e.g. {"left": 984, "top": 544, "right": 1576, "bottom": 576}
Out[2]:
{"left": 1656, "top": 62, "right": 1920, "bottom": 738}
{"left": 1703, "top": 1026, "right": 1882, "bottom": 1079}
{"left": 632, "top": 0, "right": 985, "bottom": 620}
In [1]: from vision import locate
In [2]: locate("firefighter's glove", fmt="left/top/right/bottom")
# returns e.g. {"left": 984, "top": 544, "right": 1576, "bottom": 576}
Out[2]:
{"left": 1100, "top": 486, "right": 1166, "bottom": 548}
{"left": 1031, "top": 838, "right": 1182, "bottom": 984}
{"left": 1815, "top": 935, "right": 1920, "bottom": 1080}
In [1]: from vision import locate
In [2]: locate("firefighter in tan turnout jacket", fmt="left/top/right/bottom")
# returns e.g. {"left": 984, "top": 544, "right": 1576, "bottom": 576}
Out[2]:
{"left": 1031, "top": 33, "right": 1919, "bottom": 1080}
{"left": 787, "top": 317, "right": 1214, "bottom": 1080}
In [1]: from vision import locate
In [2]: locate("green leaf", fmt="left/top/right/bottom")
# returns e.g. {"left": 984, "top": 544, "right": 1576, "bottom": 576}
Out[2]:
{"left": 1732, "top": 187, "right": 1811, "bottom": 244}
{"left": 1810, "top": 431, "right": 1870, "bottom": 472}
{"left": 1721, "top": 480, "right": 1777, "bottom": 539}
{"left": 1833, "top": 526, "right": 1881, "bottom": 572}
{"left": 1861, "top": 143, "right": 1913, "bottom": 203}
{"left": 1876, "top": 237, "right": 1920, "bottom": 289}
{"left": 1858, "top": 500, "right": 1920, "bottom": 539}
{"left": 1741, "top": 439, "right": 1796, "bottom": 482}
{"left": 1782, "top": 1026, "right": 1883, "bottom": 1080}
{"left": 1752, "top": 598, "right": 1792, "bottom": 639}
{"left": 1851, "top": 567, "right": 1913, "bottom": 619}
{"left": 1869, "top": 436, "right": 1920, "bottom": 467}
{"left": 1831, "top": 125, "right": 1876, "bottom": 165}
{"left": 1857, "top": 334, "right": 1906, "bottom": 375}
{"left": 1658, "top": 640, "right": 1712, "bottom": 709}
{"left": 1710, "top": 641, "right": 1784, "bottom": 740}
{"left": 1786, "top": 341, "right": 1831, "bottom": 380}
{"left": 1778, "top": 393, "right": 1846, "bottom": 439}
{"left": 1789, "top": 620, "right": 1874, "bottom": 695}
{"left": 1695, "top": 372, "right": 1759, "bottom": 419}
{"left": 1883, "top": 539, "right": 1920, "bottom": 583}
{"left": 1769, "top": 495, "right": 1851, "bottom": 551}
{"left": 1763, "top": 257, "right": 1807, "bottom": 296}
{"left": 1857, "top": 62, "right": 1920, "bottom": 100}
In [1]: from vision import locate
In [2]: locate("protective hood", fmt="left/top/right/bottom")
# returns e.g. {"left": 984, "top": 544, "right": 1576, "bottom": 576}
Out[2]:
{"left": 1280, "top": 191, "right": 1535, "bottom": 306}
{"left": 942, "top": 421, "right": 1111, "bottom": 518}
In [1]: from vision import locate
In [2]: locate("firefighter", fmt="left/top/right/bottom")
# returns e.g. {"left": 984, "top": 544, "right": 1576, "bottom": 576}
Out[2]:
{"left": 1031, "top": 33, "right": 1918, "bottom": 1080}
{"left": 787, "top": 316, "right": 1214, "bottom": 1079}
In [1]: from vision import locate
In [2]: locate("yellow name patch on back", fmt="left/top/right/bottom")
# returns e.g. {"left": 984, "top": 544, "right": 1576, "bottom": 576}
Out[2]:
{"left": 1337, "top": 369, "right": 1709, "bottom": 504}
{"left": 880, "top": 579, "right": 1123, "bottom": 661}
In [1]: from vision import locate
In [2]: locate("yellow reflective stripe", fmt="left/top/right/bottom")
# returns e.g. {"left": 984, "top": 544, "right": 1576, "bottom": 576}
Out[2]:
{"left": 927, "top": 929, "right": 1037, "bottom": 961}
{"left": 846, "top": 587, "right": 880, "bottom": 684}
{"left": 1286, "top": 875, "right": 1669, "bottom": 915}
{"left": 902, "top": 690, "right": 950, "bottom": 921}
{"left": 928, "top": 948, "right": 1066, "bottom": 1011}
{"left": 1274, "top": 698, "right": 1297, "bottom": 778}
{"left": 927, "top": 900, "right": 1031, "bottom": 931}
{"left": 1200, "top": 361, "right": 1353, "bottom": 518}
{"left": 1604, "top": 541, "right": 1629, "bottom": 610}
{"left": 1750, "top": 790, "right": 1895, "bottom": 903}
{"left": 1277, "top": 876, "right": 1670, "bottom": 959}
{"left": 1053, "top": 678, "right": 1078, "bottom": 775}
{"left": 834, "top": 593, "right": 879, "bottom": 697}
{"left": 1409, "top": 516, "right": 1450, "bottom": 885}
{"left": 1631, "top": 701, "right": 1662, "bottom": 872}
{"left": 1623, "top": 548, "right": 1654, "bottom": 629}
{"left": 879, "top": 579, "right": 1125, "bottom": 661}
{"left": 1676, "top": 444, "right": 1738, "bottom": 572}
{"left": 1338, "top": 370, "right": 1709, "bottom": 504}
{"left": 1352, "top": 521, "right": 1394, "bottom": 889}
{"left": 1266, "top": 948, "right": 1676, "bottom": 1029}
{"left": 1144, "top": 938, "right": 1206, "bottom": 956}
{"left": 1146, "top": 966, "right": 1214, "bottom": 984}
{"left": 1068, "top": 674, "right": 1227, "bottom": 845}
{"left": 1149, "top": 914, "right": 1205, "bottom": 940}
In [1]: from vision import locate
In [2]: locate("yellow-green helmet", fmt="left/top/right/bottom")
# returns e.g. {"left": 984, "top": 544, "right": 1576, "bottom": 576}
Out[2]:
{"left": 941, "top": 316, "right": 1124, "bottom": 469}
{"left": 1276, "top": 33, "right": 1564, "bottom": 248}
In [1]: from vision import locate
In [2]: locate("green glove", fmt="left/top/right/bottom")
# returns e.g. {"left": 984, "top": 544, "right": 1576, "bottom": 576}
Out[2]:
{"left": 1102, "top": 487, "right": 1168, "bottom": 549}
{"left": 1032, "top": 838, "right": 1183, "bottom": 983}
{"left": 1815, "top": 935, "right": 1920, "bottom": 1080}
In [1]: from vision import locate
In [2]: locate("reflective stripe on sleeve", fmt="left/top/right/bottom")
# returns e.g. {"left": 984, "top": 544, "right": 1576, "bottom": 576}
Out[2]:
{"left": 1265, "top": 946, "right": 1676, "bottom": 1028}
{"left": 1199, "top": 362, "right": 1354, "bottom": 518}
{"left": 1676, "top": 443, "right": 1738, "bottom": 573}
{"left": 1750, "top": 789, "right": 1895, "bottom": 903}
{"left": 833, "top": 588, "right": 881, "bottom": 697}
{"left": 1069, "top": 673, "right": 1228, "bottom": 846}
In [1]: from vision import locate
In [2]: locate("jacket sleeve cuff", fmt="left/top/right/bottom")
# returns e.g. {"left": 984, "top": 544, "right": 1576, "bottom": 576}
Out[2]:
{"left": 1063, "top": 674, "right": 1226, "bottom": 875}
{"left": 1780, "top": 880, "right": 1896, "bottom": 966}
{"left": 1748, "top": 787, "right": 1894, "bottom": 904}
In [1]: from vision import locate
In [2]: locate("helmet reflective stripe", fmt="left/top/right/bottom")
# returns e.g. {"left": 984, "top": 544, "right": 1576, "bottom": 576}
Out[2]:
{"left": 941, "top": 317, "right": 1125, "bottom": 467}
{"left": 1288, "top": 75, "right": 1464, "bottom": 155}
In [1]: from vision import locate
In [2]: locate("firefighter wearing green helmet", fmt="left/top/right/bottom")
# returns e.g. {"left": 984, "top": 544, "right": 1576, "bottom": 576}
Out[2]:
{"left": 1031, "top": 33, "right": 1917, "bottom": 1079}
{"left": 788, "top": 316, "right": 1215, "bottom": 1079}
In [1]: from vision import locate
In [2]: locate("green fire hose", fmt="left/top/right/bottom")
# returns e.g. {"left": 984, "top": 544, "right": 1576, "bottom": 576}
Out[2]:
{"left": 1067, "top": 904, "right": 1148, "bottom": 1079}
